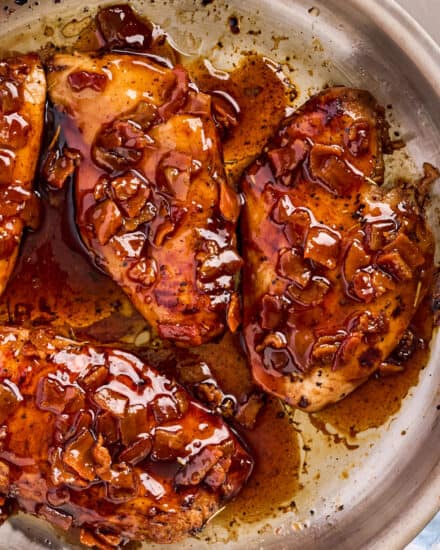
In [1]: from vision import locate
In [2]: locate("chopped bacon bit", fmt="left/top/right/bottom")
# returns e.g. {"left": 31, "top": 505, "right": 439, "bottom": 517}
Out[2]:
{"left": 211, "top": 93, "right": 239, "bottom": 134}
{"left": 127, "top": 257, "right": 157, "bottom": 287}
{"left": 158, "top": 65, "right": 189, "bottom": 121}
{"left": 63, "top": 428, "right": 96, "bottom": 482}
{"left": 93, "top": 387, "right": 129, "bottom": 417}
{"left": 204, "top": 457, "right": 231, "bottom": 489}
{"left": 94, "top": 530, "right": 123, "bottom": 548}
{"left": 92, "top": 435, "right": 112, "bottom": 482}
{"left": 283, "top": 209, "right": 311, "bottom": 248}
{"left": 80, "top": 528, "right": 115, "bottom": 550}
{"left": 352, "top": 270, "right": 375, "bottom": 302}
{"left": 160, "top": 151, "right": 192, "bottom": 201}
{"left": 226, "top": 292, "right": 241, "bottom": 333}
{"left": 150, "top": 395, "right": 181, "bottom": 424}
{"left": 183, "top": 91, "right": 212, "bottom": 117}
{"left": 119, "top": 436, "right": 152, "bottom": 465}
{"left": 312, "top": 333, "right": 345, "bottom": 364}
{"left": 89, "top": 199, "right": 123, "bottom": 246}
{"left": 344, "top": 119, "right": 370, "bottom": 157}
{"left": 95, "top": 411, "right": 118, "bottom": 445}
{"left": 199, "top": 249, "right": 242, "bottom": 282}
{"left": 153, "top": 219, "right": 175, "bottom": 247}
{"left": 382, "top": 232, "right": 425, "bottom": 269}
{"left": 333, "top": 334, "right": 362, "bottom": 370}
{"left": 93, "top": 119, "right": 150, "bottom": 172}
{"left": 78, "top": 365, "right": 108, "bottom": 391}
{"left": 106, "top": 463, "right": 138, "bottom": 503}
{"left": 46, "top": 487, "right": 70, "bottom": 507}
{"left": 260, "top": 294, "right": 283, "bottom": 330}
{"left": 175, "top": 446, "right": 223, "bottom": 486}
{"left": 364, "top": 219, "right": 396, "bottom": 251}
{"left": 268, "top": 139, "right": 308, "bottom": 178}
{"left": 119, "top": 405, "right": 149, "bottom": 446}
{"left": 304, "top": 226, "right": 340, "bottom": 270}
{"left": 377, "top": 250, "right": 412, "bottom": 281}
{"left": 277, "top": 248, "right": 312, "bottom": 288}
{"left": 344, "top": 239, "right": 371, "bottom": 280}
{"left": 0, "top": 79, "right": 21, "bottom": 115}
{"left": 287, "top": 277, "right": 330, "bottom": 307}
{"left": 0, "top": 112, "right": 29, "bottom": 149}
{"left": 36, "top": 377, "right": 67, "bottom": 414}
{"left": 96, "top": 4, "right": 153, "bottom": 50}
{"left": 309, "top": 143, "right": 363, "bottom": 195}
{"left": 68, "top": 71, "right": 107, "bottom": 92}
{"left": 235, "top": 393, "right": 265, "bottom": 429}
{"left": 43, "top": 147, "right": 82, "bottom": 189}
{"left": 112, "top": 175, "right": 150, "bottom": 218}
{"left": 152, "top": 427, "right": 186, "bottom": 461}
{"left": 219, "top": 179, "right": 240, "bottom": 223}
{"left": 0, "top": 148, "right": 15, "bottom": 184}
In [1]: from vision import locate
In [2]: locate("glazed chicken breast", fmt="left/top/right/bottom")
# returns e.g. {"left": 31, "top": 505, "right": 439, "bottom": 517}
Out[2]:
{"left": 47, "top": 53, "right": 241, "bottom": 346}
{"left": 0, "top": 54, "right": 45, "bottom": 295}
{"left": 0, "top": 328, "right": 252, "bottom": 546}
{"left": 241, "top": 87, "right": 434, "bottom": 412}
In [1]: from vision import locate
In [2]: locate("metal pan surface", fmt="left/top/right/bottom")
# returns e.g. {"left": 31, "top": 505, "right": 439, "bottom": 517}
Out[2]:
{"left": 0, "top": 0, "right": 438, "bottom": 548}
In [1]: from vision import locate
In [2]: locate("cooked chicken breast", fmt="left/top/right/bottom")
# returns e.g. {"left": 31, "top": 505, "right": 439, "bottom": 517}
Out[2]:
{"left": 0, "top": 327, "right": 252, "bottom": 546}
{"left": 241, "top": 87, "right": 434, "bottom": 412}
{"left": 0, "top": 54, "right": 45, "bottom": 294}
{"left": 47, "top": 53, "right": 241, "bottom": 346}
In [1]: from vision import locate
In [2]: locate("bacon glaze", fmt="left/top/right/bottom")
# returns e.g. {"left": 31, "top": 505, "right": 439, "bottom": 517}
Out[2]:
{"left": 0, "top": 328, "right": 252, "bottom": 546}
{"left": 0, "top": 54, "right": 45, "bottom": 295}
{"left": 241, "top": 87, "right": 434, "bottom": 412}
{"left": 47, "top": 52, "right": 241, "bottom": 347}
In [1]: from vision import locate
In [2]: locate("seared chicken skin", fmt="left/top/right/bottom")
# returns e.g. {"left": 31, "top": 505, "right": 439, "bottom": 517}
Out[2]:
{"left": 0, "top": 328, "right": 252, "bottom": 546}
{"left": 241, "top": 87, "right": 434, "bottom": 412}
{"left": 47, "top": 53, "right": 241, "bottom": 346}
{"left": 0, "top": 54, "right": 45, "bottom": 294}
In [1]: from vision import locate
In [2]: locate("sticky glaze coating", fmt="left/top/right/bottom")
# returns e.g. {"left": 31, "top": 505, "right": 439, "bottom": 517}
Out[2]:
{"left": 0, "top": 328, "right": 252, "bottom": 546}
{"left": 241, "top": 87, "right": 434, "bottom": 412}
{"left": 0, "top": 54, "right": 45, "bottom": 295}
{"left": 47, "top": 52, "right": 241, "bottom": 347}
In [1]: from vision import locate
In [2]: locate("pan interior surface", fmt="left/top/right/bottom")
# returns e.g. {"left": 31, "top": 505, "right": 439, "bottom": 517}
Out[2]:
{"left": 0, "top": 1, "right": 439, "bottom": 548}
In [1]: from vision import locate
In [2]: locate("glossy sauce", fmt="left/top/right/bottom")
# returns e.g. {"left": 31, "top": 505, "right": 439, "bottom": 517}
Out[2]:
{"left": 0, "top": 4, "right": 435, "bottom": 542}
{"left": 314, "top": 296, "right": 434, "bottom": 435}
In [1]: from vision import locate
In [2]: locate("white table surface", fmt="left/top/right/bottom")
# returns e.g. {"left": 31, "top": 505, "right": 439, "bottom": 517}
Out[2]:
{"left": 397, "top": 2, "right": 440, "bottom": 548}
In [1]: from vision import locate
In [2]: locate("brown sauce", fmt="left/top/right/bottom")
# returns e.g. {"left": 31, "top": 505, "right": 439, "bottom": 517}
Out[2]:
{"left": 314, "top": 297, "right": 434, "bottom": 436}
{"left": 189, "top": 333, "right": 301, "bottom": 524}
{"left": 0, "top": 3, "right": 436, "bottom": 541}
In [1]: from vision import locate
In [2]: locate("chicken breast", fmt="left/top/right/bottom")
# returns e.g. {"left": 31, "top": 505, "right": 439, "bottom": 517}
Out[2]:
{"left": 47, "top": 53, "right": 241, "bottom": 346}
{"left": 0, "top": 327, "right": 252, "bottom": 546}
{"left": 241, "top": 87, "right": 434, "bottom": 412}
{"left": 0, "top": 54, "right": 45, "bottom": 294}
